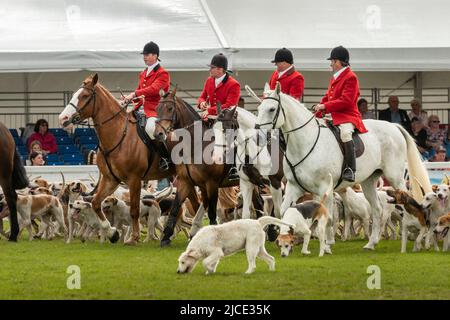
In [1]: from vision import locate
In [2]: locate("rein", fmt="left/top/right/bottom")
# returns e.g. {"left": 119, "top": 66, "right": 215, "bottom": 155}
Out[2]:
{"left": 258, "top": 95, "right": 321, "bottom": 193}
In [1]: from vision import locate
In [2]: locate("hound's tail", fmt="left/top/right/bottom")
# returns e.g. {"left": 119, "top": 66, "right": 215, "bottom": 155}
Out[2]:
{"left": 395, "top": 124, "right": 432, "bottom": 201}
{"left": 257, "top": 216, "right": 295, "bottom": 230}
{"left": 321, "top": 173, "right": 334, "bottom": 204}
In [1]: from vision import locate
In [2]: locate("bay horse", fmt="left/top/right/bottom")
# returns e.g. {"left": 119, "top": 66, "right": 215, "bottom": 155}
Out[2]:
{"left": 0, "top": 121, "right": 29, "bottom": 241}
{"left": 58, "top": 74, "right": 200, "bottom": 245}
{"left": 212, "top": 107, "right": 284, "bottom": 220}
{"left": 253, "top": 82, "right": 432, "bottom": 250}
{"left": 154, "top": 89, "right": 239, "bottom": 247}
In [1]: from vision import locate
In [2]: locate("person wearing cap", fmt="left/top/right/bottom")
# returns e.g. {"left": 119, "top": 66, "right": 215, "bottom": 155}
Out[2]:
{"left": 198, "top": 53, "right": 241, "bottom": 180}
{"left": 269, "top": 48, "right": 304, "bottom": 100}
{"left": 198, "top": 53, "right": 241, "bottom": 119}
{"left": 313, "top": 45, "right": 367, "bottom": 182}
{"left": 122, "top": 41, "right": 171, "bottom": 170}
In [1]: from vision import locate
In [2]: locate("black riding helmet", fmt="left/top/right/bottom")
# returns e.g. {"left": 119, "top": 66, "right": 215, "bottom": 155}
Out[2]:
{"left": 271, "top": 48, "right": 294, "bottom": 64}
{"left": 208, "top": 53, "right": 228, "bottom": 70}
{"left": 141, "top": 41, "right": 161, "bottom": 61}
{"left": 327, "top": 46, "right": 350, "bottom": 65}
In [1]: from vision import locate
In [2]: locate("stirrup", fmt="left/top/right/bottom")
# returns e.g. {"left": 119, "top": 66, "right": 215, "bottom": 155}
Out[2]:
{"left": 228, "top": 167, "right": 239, "bottom": 180}
{"left": 342, "top": 167, "right": 355, "bottom": 182}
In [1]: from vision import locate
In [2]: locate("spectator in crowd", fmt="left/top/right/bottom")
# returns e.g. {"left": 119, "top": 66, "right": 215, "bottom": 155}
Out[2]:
{"left": 446, "top": 130, "right": 450, "bottom": 160}
{"left": 357, "top": 98, "right": 375, "bottom": 119}
{"left": 378, "top": 95, "right": 412, "bottom": 133}
{"left": 238, "top": 97, "right": 245, "bottom": 109}
{"left": 27, "top": 119, "right": 58, "bottom": 155}
{"left": 426, "top": 115, "right": 447, "bottom": 154}
{"left": 29, "top": 151, "right": 45, "bottom": 166}
{"left": 87, "top": 150, "right": 97, "bottom": 165}
{"left": 29, "top": 140, "right": 43, "bottom": 154}
{"left": 431, "top": 146, "right": 447, "bottom": 162}
{"left": 408, "top": 99, "right": 428, "bottom": 127}
{"left": 411, "top": 116, "right": 431, "bottom": 160}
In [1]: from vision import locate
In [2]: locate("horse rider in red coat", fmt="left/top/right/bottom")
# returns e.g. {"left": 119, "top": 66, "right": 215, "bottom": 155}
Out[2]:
{"left": 269, "top": 48, "right": 304, "bottom": 101}
{"left": 313, "top": 46, "right": 368, "bottom": 182}
{"left": 123, "top": 41, "right": 172, "bottom": 170}
{"left": 198, "top": 53, "right": 241, "bottom": 180}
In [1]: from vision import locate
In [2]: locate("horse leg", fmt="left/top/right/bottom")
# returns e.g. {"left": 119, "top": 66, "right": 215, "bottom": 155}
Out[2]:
{"left": 206, "top": 184, "right": 219, "bottom": 225}
{"left": 91, "top": 176, "right": 120, "bottom": 243}
{"left": 161, "top": 182, "right": 191, "bottom": 247}
{"left": 125, "top": 178, "right": 141, "bottom": 245}
{"left": 270, "top": 186, "right": 283, "bottom": 219}
{"left": 361, "top": 172, "right": 383, "bottom": 250}
{"left": 3, "top": 187, "right": 19, "bottom": 241}
{"left": 240, "top": 179, "right": 254, "bottom": 219}
{"left": 280, "top": 182, "right": 303, "bottom": 218}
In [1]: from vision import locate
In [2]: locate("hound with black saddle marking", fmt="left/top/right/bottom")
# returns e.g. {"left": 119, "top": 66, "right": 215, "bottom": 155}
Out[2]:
{"left": 177, "top": 216, "right": 294, "bottom": 275}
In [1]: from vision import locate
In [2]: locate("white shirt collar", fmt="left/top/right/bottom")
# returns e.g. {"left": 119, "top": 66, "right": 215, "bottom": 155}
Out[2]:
{"left": 145, "top": 62, "right": 159, "bottom": 76}
{"left": 277, "top": 65, "right": 294, "bottom": 79}
{"left": 333, "top": 66, "right": 348, "bottom": 80}
{"left": 215, "top": 73, "right": 226, "bottom": 87}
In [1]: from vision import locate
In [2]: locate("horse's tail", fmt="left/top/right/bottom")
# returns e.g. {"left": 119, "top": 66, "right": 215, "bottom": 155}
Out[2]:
{"left": 257, "top": 216, "right": 295, "bottom": 230}
{"left": 321, "top": 173, "right": 334, "bottom": 205}
{"left": 12, "top": 148, "right": 29, "bottom": 189}
{"left": 395, "top": 124, "right": 432, "bottom": 201}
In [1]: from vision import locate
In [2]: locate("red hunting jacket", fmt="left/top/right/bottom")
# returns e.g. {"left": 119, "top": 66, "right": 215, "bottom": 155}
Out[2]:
{"left": 134, "top": 64, "right": 170, "bottom": 118}
{"left": 269, "top": 67, "right": 305, "bottom": 100}
{"left": 315, "top": 67, "right": 367, "bottom": 133}
{"left": 198, "top": 74, "right": 240, "bottom": 116}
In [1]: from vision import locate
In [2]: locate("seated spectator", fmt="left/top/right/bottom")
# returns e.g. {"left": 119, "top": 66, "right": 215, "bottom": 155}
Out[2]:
{"left": 430, "top": 146, "right": 447, "bottom": 162}
{"left": 426, "top": 115, "right": 447, "bottom": 153}
{"left": 411, "top": 117, "right": 430, "bottom": 159}
{"left": 357, "top": 98, "right": 375, "bottom": 119}
{"left": 27, "top": 119, "right": 58, "bottom": 155}
{"left": 87, "top": 150, "right": 97, "bottom": 165}
{"left": 378, "top": 95, "right": 412, "bottom": 133}
{"left": 29, "top": 140, "right": 43, "bottom": 154}
{"left": 408, "top": 99, "right": 428, "bottom": 127}
{"left": 29, "top": 151, "right": 45, "bottom": 166}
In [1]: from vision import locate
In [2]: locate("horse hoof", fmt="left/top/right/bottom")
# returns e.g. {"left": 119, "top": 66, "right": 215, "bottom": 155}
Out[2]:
{"left": 363, "top": 244, "right": 375, "bottom": 251}
{"left": 160, "top": 239, "right": 171, "bottom": 248}
{"left": 8, "top": 237, "right": 17, "bottom": 242}
{"left": 109, "top": 230, "right": 120, "bottom": 243}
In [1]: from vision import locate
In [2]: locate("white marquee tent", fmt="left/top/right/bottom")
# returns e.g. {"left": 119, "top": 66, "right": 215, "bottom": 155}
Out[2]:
{"left": 2, "top": 0, "right": 450, "bottom": 72}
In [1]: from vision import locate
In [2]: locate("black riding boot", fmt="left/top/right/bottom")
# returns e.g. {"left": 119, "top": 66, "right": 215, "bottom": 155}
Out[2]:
{"left": 157, "top": 141, "right": 172, "bottom": 171}
{"left": 342, "top": 141, "right": 356, "bottom": 182}
{"left": 227, "top": 166, "right": 239, "bottom": 181}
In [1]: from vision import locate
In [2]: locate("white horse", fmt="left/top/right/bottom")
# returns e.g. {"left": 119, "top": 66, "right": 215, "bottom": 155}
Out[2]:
{"left": 212, "top": 107, "right": 283, "bottom": 220}
{"left": 252, "top": 82, "right": 432, "bottom": 250}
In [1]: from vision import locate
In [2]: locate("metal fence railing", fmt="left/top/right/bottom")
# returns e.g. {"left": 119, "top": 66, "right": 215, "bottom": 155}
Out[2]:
{"left": 1, "top": 87, "right": 449, "bottom": 132}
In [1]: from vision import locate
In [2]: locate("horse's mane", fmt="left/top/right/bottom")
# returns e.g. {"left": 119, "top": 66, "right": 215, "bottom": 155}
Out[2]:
{"left": 97, "top": 83, "right": 122, "bottom": 106}
{"left": 236, "top": 107, "right": 256, "bottom": 129}
{"left": 176, "top": 96, "right": 201, "bottom": 121}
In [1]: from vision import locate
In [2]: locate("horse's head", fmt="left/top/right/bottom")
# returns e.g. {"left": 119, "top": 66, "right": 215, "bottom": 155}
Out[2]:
{"left": 255, "top": 82, "right": 285, "bottom": 130}
{"left": 212, "top": 107, "right": 238, "bottom": 164}
{"left": 59, "top": 73, "right": 99, "bottom": 131}
{"left": 155, "top": 88, "right": 178, "bottom": 142}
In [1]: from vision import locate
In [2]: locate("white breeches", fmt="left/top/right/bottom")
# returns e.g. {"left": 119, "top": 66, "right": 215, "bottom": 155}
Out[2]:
{"left": 145, "top": 116, "right": 157, "bottom": 139}
{"left": 339, "top": 123, "right": 355, "bottom": 143}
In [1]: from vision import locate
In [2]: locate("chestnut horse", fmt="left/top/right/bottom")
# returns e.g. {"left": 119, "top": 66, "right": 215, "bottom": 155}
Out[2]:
{"left": 0, "top": 121, "right": 29, "bottom": 241}
{"left": 155, "top": 89, "right": 239, "bottom": 247}
{"left": 58, "top": 74, "right": 200, "bottom": 244}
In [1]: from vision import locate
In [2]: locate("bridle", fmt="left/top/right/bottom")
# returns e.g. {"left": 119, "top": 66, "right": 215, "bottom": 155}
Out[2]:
{"left": 155, "top": 98, "right": 178, "bottom": 136}
{"left": 256, "top": 95, "right": 322, "bottom": 193}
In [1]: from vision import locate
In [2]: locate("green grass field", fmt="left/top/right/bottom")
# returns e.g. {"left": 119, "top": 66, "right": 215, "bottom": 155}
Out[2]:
{"left": 0, "top": 231, "right": 449, "bottom": 300}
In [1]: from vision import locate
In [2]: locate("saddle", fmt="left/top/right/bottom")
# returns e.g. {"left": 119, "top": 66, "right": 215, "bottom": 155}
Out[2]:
{"left": 326, "top": 120, "right": 365, "bottom": 158}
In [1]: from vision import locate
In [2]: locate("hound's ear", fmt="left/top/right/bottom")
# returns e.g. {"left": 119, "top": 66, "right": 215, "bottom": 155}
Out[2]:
{"left": 275, "top": 81, "right": 281, "bottom": 96}
{"left": 113, "top": 198, "right": 118, "bottom": 205}
{"left": 92, "top": 73, "right": 98, "bottom": 86}
{"left": 69, "top": 203, "right": 73, "bottom": 209}
{"left": 187, "top": 249, "right": 200, "bottom": 259}
{"left": 432, "top": 185, "right": 438, "bottom": 193}
{"left": 288, "top": 227, "right": 294, "bottom": 235}
{"left": 159, "top": 89, "right": 166, "bottom": 97}
{"left": 275, "top": 239, "right": 280, "bottom": 247}
{"left": 443, "top": 174, "right": 450, "bottom": 185}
